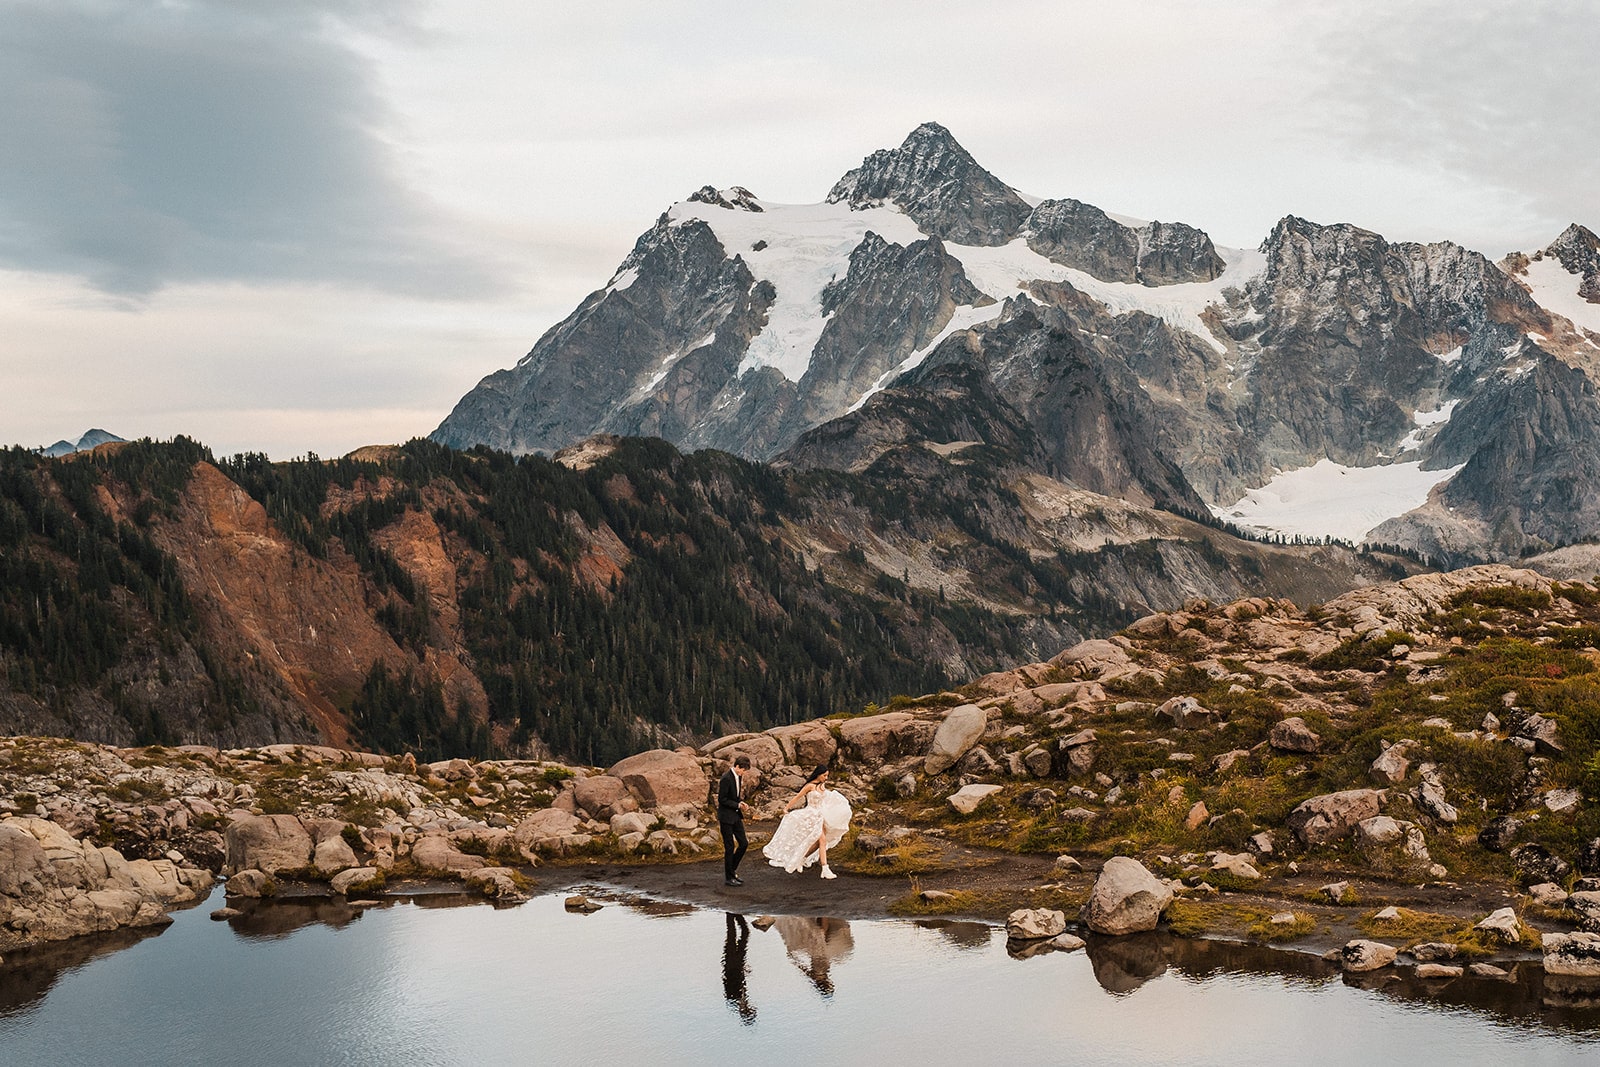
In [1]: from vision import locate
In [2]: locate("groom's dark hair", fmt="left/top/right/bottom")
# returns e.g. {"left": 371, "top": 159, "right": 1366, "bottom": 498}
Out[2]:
{"left": 733, "top": 756, "right": 751, "bottom": 769}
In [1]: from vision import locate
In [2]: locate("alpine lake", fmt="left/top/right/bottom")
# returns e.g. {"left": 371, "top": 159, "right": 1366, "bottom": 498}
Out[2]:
{"left": 3, "top": 886, "right": 1598, "bottom": 1066}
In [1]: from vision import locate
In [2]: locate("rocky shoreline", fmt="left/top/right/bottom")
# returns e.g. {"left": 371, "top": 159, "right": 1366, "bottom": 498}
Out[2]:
{"left": 5, "top": 564, "right": 1600, "bottom": 986}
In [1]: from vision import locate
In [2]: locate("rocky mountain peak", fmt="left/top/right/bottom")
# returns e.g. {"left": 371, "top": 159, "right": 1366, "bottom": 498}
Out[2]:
{"left": 1026, "top": 199, "right": 1224, "bottom": 286}
{"left": 826, "top": 121, "right": 1031, "bottom": 246}
{"left": 685, "top": 185, "right": 763, "bottom": 212}
{"left": 1544, "top": 223, "right": 1600, "bottom": 302}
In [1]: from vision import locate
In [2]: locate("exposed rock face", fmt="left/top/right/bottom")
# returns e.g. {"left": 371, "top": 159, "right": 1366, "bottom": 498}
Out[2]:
{"left": 1081, "top": 857, "right": 1173, "bottom": 935}
{"left": 0, "top": 817, "right": 211, "bottom": 952}
{"left": 426, "top": 121, "right": 1600, "bottom": 566}
{"left": 434, "top": 215, "right": 768, "bottom": 457}
{"left": 827, "top": 122, "right": 1032, "bottom": 246}
{"left": 1025, "top": 200, "right": 1224, "bottom": 285}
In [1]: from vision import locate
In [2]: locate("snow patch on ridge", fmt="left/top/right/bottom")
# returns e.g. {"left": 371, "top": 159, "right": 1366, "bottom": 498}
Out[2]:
{"left": 1215, "top": 459, "right": 1464, "bottom": 543}
{"left": 670, "top": 199, "right": 924, "bottom": 382}
{"left": 1521, "top": 257, "right": 1600, "bottom": 336}
{"left": 672, "top": 195, "right": 1253, "bottom": 382}
{"left": 940, "top": 239, "right": 1260, "bottom": 355}
{"left": 847, "top": 302, "right": 1006, "bottom": 412}
{"left": 1399, "top": 399, "right": 1460, "bottom": 451}
{"left": 640, "top": 332, "right": 716, "bottom": 394}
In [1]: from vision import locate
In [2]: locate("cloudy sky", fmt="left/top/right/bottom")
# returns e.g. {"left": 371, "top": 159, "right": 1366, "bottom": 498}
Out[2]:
{"left": 3, "top": 0, "right": 1594, "bottom": 458}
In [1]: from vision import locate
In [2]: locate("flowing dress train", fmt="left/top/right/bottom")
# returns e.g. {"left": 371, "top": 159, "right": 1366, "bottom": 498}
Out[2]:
{"left": 762, "top": 788, "right": 852, "bottom": 872}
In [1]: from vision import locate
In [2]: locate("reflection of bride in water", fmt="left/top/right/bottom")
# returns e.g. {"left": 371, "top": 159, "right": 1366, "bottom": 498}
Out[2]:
{"left": 773, "top": 916, "right": 853, "bottom": 997}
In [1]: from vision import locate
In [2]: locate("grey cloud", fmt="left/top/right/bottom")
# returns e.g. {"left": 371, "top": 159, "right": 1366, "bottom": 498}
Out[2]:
{"left": 1316, "top": 0, "right": 1599, "bottom": 249}
{"left": 0, "top": 0, "right": 499, "bottom": 296}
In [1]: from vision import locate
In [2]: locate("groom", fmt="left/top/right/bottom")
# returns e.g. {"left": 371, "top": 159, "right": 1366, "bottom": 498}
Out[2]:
{"left": 718, "top": 756, "right": 752, "bottom": 886}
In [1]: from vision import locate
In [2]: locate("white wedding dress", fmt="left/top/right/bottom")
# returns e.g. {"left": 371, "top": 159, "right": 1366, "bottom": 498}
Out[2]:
{"left": 762, "top": 787, "right": 852, "bottom": 872}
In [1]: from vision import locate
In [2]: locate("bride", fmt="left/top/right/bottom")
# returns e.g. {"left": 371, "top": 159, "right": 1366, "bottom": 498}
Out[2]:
{"left": 762, "top": 766, "right": 852, "bottom": 879}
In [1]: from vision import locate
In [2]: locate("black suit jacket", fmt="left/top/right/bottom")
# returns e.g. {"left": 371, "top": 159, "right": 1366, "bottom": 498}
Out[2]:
{"left": 717, "top": 769, "right": 744, "bottom": 825}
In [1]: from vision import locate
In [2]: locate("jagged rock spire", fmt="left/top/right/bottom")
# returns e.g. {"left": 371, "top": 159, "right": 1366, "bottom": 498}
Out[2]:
{"left": 827, "top": 122, "right": 1031, "bottom": 246}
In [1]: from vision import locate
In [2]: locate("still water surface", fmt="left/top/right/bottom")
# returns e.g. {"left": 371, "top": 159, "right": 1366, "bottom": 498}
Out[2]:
{"left": 3, "top": 887, "right": 1599, "bottom": 1066}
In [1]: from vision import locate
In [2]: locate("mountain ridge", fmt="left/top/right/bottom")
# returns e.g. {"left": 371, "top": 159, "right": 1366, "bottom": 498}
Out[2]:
{"left": 431, "top": 122, "right": 1600, "bottom": 563}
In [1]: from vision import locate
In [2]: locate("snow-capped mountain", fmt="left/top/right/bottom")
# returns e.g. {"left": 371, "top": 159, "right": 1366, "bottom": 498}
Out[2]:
{"left": 433, "top": 123, "right": 1600, "bottom": 563}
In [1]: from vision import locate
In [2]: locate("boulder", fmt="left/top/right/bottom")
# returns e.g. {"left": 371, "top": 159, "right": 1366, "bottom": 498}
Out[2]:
{"left": 1354, "top": 816, "right": 1405, "bottom": 848}
{"left": 1050, "top": 639, "right": 1133, "bottom": 678}
{"left": 837, "top": 712, "right": 916, "bottom": 762}
{"left": 1566, "top": 890, "right": 1600, "bottom": 932}
{"left": 223, "top": 869, "right": 272, "bottom": 899}
{"left": 1006, "top": 908, "right": 1067, "bottom": 940}
{"left": 224, "top": 814, "right": 313, "bottom": 875}
{"left": 1269, "top": 717, "right": 1321, "bottom": 754}
{"left": 1058, "top": 729, "right": 1097, "bottom": 777}
{"left": 1543, "top": 932, "right": 1600, "bottom": 977}
{"left": 464, "top": 867, "right": 525, "bottom": 900}
{"left": 610, "top": 811, "right": 655, "bottom": 837}
{"left": 1408, "top": 942, "right": 1459, "bottom": 962}
{"left": 1030, "top": 681, "right": 1105, "bottom": 706}
{"left": 765, "top": 721, "right": 838, "bottom": 767}
{"left": 947, "top": 784, "right": 1002, "bottom": 815}
{"left": 1528, "top": 882, "right": 1569, "bottom": 907}
{"left": 1578, "top": 838, "right": 1600, "bottom": 874}
{"left": 1475, "top": 907, "right": 1524, "bottom": 944}
{"left": 1515, "top": 713, "right": 1563, "bottom": 755}
{"left": 1369, "top": 741, "right": 1412, "bottom": 785}
{"left": 1477, "top": 816, "right": 1521, "bottom": 852}
{"left": 1209, "top": 852, "right": 1261, "bottom": 881}
{"left": 1081, "top": 857, "right": 1173, "bottom": 935}
{"left": 706, "top": 734, "right": 786, "bottom": 773}
{"left": 513, "top": 808, "right": 584, "bottom": 850}
{"left": 1340, "top": 940, "right": 1397, "bottom": 972}
{"left": 330, "top": 867, "right": 384, "bottom": 895}
{"left": 925, "top": 704, "right": 988, "bottom": 774}
{"left": 1511, "top": 843, "right": 1570, "bottom": 884}
{"left": 1413, "top": 766, "right": 1458, "bottom": 824}
{"left": 1287, "top": 789, "right": 1383, "bottom": 847}
{"left": 1023, "top": 747, "right": 1053, "bottom": 778}
{"left": 410, "top": 833, "right": 487, "bottom": 874}
{"left": 573, "top": 775, "right": 638, "bottom": 820}
{"left": 608, "top": 749, "right": 708, "bottom": 808}
{"left": 1320, "top": 881, "right": 1354, "bottom": 904}
{"left": 312, "top": 834, "right": 358, "bottom": 876}
{"left": 1416, "top": 964, "right": 1463, "bottom": 979}
{"left": 1545, "top": 788, "right": 1583, "bottom": 815}
{"left": 1156, "top": 696, "right": 1218, "bottom": 730}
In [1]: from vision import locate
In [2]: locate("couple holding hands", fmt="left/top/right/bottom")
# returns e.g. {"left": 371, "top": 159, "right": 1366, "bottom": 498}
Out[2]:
{"left": 717, "top": 758, "right": 852, "bottom": 886}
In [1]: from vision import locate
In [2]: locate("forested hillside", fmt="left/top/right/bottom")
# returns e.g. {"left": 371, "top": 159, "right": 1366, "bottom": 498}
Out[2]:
{"left": 0, "top": 434, "right": 1419, "bottom": 764}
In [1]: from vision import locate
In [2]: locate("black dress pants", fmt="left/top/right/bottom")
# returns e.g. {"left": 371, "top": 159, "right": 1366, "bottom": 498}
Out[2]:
{"left": 721, "top": 819, "right": 748, "bottom": 879}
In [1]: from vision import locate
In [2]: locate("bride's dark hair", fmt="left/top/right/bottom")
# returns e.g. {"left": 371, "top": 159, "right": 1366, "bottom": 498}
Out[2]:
{"left": 803, "top": 765, "right": 829, "bottom": 785}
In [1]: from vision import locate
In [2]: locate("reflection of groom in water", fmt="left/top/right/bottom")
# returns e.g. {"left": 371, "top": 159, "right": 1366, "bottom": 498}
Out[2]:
{"left": 722, "top": 913, "right": 756, "bottom": 1023}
